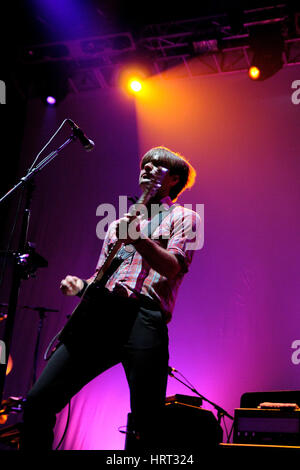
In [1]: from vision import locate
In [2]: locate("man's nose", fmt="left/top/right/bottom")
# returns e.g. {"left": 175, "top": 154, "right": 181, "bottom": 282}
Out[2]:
{"left": 144, "top": 162, "right": 153, "bottom": 171}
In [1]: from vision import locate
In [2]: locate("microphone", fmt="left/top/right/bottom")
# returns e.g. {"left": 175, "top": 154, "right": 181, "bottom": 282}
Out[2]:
{"left": 67, "top": 119, "right": 95, "bottom": 151}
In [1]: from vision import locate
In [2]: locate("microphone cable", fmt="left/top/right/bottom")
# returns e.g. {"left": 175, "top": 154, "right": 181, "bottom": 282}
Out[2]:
{"left": 26, "top": 119, "right": 69, "bottom": 173}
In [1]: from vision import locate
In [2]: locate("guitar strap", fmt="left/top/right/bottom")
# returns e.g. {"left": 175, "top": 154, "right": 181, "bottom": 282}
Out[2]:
{"left": 116, "top": 203, "right": 177, "bottom": 261}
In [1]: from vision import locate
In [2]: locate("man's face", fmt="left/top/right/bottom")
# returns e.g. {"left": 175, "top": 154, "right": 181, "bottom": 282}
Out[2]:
{"left": 139, "top": 157, "right": 179, "bottom": 198}
{"left": 139, "top": 157, "right": 161, "bottom": 186}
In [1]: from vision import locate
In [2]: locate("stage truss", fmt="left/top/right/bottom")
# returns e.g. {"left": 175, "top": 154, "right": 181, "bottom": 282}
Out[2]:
{"left": 17, "top": 4, "right": 300, "bottom": 94}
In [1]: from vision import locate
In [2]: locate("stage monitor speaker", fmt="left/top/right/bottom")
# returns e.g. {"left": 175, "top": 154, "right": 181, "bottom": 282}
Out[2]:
{"left": 125, "top": 402, "right": 223, "bottom": 451}
{"left": 233, "top": 407, "right": 300, "bottom": 446}
{"left": 240, "top": 390, "right": 300, "bottom": 408}
{"left": 233, "top": 390, "right": 300, "bottom": 446}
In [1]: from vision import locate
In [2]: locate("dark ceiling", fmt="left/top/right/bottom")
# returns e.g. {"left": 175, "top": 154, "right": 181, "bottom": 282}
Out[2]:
{"left": 7, "top": 0, "right": 298, "bottom": 46}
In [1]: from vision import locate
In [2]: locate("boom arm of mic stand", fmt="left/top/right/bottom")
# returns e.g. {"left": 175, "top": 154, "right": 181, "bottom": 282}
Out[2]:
{"left": 0, "top": 134, "right": 77, "bottom": 406}
{"left": 168, "top": 371, "right": 233, "bottom": 422}
{"left": 0, "top": 136, "right": 75, "bottom": 205}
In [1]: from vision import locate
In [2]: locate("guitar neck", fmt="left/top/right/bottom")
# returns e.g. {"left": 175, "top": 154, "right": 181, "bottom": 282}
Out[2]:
{"left": 94, "top": 238, "right": 123, "bottom": 283}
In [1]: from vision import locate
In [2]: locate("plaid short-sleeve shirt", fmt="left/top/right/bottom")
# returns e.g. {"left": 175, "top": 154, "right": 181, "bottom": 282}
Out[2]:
{"left": 92, "top": 197, "right": 201, "bottom": 322}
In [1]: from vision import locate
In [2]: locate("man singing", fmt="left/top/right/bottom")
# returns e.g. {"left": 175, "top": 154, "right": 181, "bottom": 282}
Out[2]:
{"left": 20, "top": 146, "right": 200, "bottom": 450}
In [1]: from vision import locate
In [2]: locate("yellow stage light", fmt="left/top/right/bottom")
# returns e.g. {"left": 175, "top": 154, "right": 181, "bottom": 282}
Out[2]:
{"left": 129, "top": 79, "right": 142, "bottom": 93}
{"left": 248, "top": 66, "right": 261, "bottom": 80}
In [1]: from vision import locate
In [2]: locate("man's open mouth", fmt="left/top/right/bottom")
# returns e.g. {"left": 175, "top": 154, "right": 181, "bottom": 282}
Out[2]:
{"left": 141, "top": 174, "right": 151, "bottom": 181}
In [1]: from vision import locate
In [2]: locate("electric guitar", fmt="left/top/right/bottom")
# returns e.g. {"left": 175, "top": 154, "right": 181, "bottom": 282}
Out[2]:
{"left": 57, "top": 165, "right": 168, "bottom": 344}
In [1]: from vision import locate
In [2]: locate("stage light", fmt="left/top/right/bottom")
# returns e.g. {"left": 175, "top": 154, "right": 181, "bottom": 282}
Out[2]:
{"left": 119, "top": 69, "right": 148, "bottom": 96}
{"left": 248, "top": 23, "right": 284, "bottom": 81}
{"left": 129, "top": 79, "right": 142, "bottom": 93}
{"left": 116, "top": 49, "right": 154, "bottom": 96}
{"left": 248, "top": 66, "right": 261, "bottom": 80}
{"left": 36, "top": 63, "right": 69, "bottom": 105}
{"left": 46, "top": 95, "right": 57, "bottom": 105}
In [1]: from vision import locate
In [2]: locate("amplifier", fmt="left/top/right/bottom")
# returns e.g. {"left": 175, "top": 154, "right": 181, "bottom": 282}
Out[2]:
{"left": 233, "top": 408, "right": 300, "bottom": 446}
{"left": 165, "top": 394, "right": 203, "bottom": 408}
{"left": 125, "top": 403, "right": 222, "bottom": 451}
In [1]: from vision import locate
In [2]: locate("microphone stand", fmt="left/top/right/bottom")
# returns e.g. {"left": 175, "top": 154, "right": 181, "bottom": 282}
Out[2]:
{"left": 0, "top": 136, "right": 75, "bottom": 205}
{"left": 168, "top": 370, "right": 233, "bottom": 424}
{"left": 22, "top": 306, "right": 59, "bottom": 387}
{"left": 0, "top": 131, "right": 79, "bottom": 405}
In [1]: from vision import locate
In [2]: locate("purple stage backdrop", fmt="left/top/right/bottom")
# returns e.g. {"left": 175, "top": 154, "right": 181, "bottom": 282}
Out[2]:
{"left": 1, "top": 64, "right": 300, "bottom": 449}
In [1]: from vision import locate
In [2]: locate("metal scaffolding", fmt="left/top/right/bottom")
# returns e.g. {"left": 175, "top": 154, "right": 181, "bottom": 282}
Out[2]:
{"left": 17, "top": 4, "right": 300, "bottom": 94}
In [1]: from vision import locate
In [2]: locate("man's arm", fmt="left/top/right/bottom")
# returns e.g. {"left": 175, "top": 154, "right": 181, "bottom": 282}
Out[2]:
{"left": 133, "top": 236, "right": 181, "bottom": 280}
{"left": 115, "top": 209, "right": 199, "bottom": 280}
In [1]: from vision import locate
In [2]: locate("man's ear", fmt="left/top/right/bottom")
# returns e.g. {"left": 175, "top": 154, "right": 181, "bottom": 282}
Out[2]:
{"left": 170, "top": 174, "right": 180, "bottom": 187}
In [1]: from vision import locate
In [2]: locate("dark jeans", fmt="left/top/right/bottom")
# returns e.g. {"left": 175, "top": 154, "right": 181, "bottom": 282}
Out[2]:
{"left": 20, "top": 295, "right": 169, "bottom": 451}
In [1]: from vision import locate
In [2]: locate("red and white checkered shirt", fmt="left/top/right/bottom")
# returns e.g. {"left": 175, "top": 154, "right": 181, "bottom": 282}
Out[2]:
{"left": 92, "top": 197, "right": 201, "bottom": 322}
